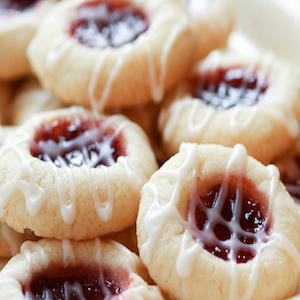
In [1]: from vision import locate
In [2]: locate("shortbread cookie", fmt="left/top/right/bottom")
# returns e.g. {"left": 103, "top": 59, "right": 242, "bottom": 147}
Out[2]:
{"left": 0, "top": 0, "right": 56, "bottom": 80}
{"left": 0, "top": 106, "right": 158, "bottom": 240}
{"left": 0, "top": 238, "right": 166, "bottom": 299}
{"left": 0, "top": 82, "right": 12, "bottom": 125}
{"left": 182, "top": 0, "right": 234, "bottom": 61}
{"left": 158, "top": 50, "right": 300, "bottom": 164}
{"left": 28, "top": 0, "right": 195, "bottom": 111}
{"left": 9, "top": 78, "right": 66, "bottom": 125}
{"left": 137, "top": 143, "right": 300, "bottom": 300}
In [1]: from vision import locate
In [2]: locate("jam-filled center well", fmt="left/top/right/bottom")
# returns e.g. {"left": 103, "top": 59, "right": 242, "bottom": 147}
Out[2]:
{"left": 30, "top": 116, "right": 126, "bottom": 168}
{"left": 0, "top": 0, "right": 39, "bottom": 12}
{"left": 70, "top": 0, "right": 149, "bottom": 48}
{"left": 187, "top": 178, "right": 270, "bottom": 263}
{"left": 23, "top": 265, "right": 128, "bottom": 300}
{"left": 190, "top": 66, "right": 269, "bottom": 109}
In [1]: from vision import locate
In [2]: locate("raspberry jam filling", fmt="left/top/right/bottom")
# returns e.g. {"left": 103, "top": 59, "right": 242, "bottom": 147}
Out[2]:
{"left": 0, "top": 0, "right": 39, "bottom": 12}
{"left": 70, "top": 0, "right": 149, "bottom": 48}
{"left": 190, "top": 66, "right": 269, "bottom": 109}
{"left": 187, "top": 178, "right": 270, "bottom": 263}
{"left": 23, "top": 265, "right": 128, "bottom": 300}
{"left": 30, "top": 116, "right": 126, "bottom": 168}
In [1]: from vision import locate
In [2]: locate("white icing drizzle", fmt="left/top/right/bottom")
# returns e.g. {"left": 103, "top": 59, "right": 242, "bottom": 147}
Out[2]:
{"left": 141, "top": 143, "right": 199, "bottom": 264}
{"left": 141, "top": 143, "right": 300, "bottom": 299}
{"left": 143, "top": 12, "right": 190, "bottom": 102}
{"left": 0, "top": 131, "right": 46, "bottom": 217}
{"left": 82, "top": 164, "right": 113, "bottom": 222}
{"left": 45, "top": 34, "right": 74, "bottom": 70}
{"left": 62, "top": 239, "right": 76, "bottom": 268}
{"left": 0, "top": 107, "right": 141, "bottom": 227}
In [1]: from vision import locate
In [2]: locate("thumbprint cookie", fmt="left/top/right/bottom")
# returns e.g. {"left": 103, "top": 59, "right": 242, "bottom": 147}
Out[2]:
{"left": 137, "top": 143, "right": 300, "bottom": 300}
{"left": 9, "top": 78, "right": 66, "bottom": 126}
{"left": 28, "top": 0, "right": 195, "bottom": 111}
{"left": 0, "top": 238, "right": 166, "bottom": 299}
{"left": 182, "top": 0, "right": 234, "bottom": 61}
{"left": 158, "top": 50, "right": 300, "bottom": 164}
{"left": 0, "top": 0, "right": 56, "bottom": 80}
{"left": 0, "top": 106, "right": 158, "bottom": 240}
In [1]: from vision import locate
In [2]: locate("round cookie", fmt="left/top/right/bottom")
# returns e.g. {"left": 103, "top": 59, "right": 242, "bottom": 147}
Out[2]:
{"left": 0, "top": 106, "right": 158, "bottom": 240}
{"left": 9, "top": 78, "right": 66, "bottom": 125}
{"left": 0, "top": 0, "right": 57, "bottom": 80}
{"left": 182, "top": 0, "right": 234, "bottom": 61}
{"left": 0, "top": 238, "right": 166, "bottom": 299}
{"left": 28, "top": 0, "right": 195, "bottom": 111}
{"left": 158, "top": 50, "right": 300, "bottom": 164}
{"left": 137, "top": 143, "right": 300, "bottom": 300}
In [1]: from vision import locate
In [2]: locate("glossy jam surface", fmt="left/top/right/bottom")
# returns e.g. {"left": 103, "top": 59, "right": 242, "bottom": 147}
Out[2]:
{"left": 188, "top": 178, "right": 270, "bottom": 263}
{"left": 30, "top": 116, "right": 126, "bottom": 168}
{"left": 70, "top": 0, "right": 148, "bottom": 48}
{"left": 190, "top": 66, "right": 269, "bottom": 109}
{"left": 0, "top": 0, "right": 39, "bottom": 11}
{"left": 24, "top": 265, "right": 127, "bottom": 300}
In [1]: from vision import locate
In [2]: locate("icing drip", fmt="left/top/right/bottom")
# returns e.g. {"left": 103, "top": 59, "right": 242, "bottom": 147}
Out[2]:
{"left": 0, "top": 108, "right": 140, "bottom": 226}
{"left": 143, "top": 13, "right": 190, "bottom": 102}
{"left": 62, "top": 239, "right": 76, "bottom": 268}
{"left": 141, "top": 143, "right": 300, "bottom": 299}
{"left": 0, "top": 130, "right": 46, "bottom": 217}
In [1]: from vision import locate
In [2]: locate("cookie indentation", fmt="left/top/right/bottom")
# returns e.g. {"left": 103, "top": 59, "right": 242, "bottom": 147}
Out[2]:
{"left": 24, "top": 265, "right": 128, "bottom": 300}
{"left": 0, "top": 0, "right": 39, "bottom": 11}
{"left": 188, "top": 179, "right": 270, "bottom": 263}
{"left": 190, "top": 66, "right": 269, "bottom": 109}
{"left": 70, "top": 0, "right": 149, "bottom": 48}
{"left": 30, "top": 117, "right": 126, "bottom": 168}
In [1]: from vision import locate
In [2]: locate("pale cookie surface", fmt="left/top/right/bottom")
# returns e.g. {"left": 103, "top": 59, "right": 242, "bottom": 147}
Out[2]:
{"left": 182, "top": 0, "right": 234, "bottom": 60}
{"left": 0, "top": 106, "right": 158, "bottom": 240}
{"left": 0, "top": 238, "right": 166, "bottom": 299}
{"left": 137, "top": 143, "right": 300, "bottom": 300}
{"left": 0, "top": 0, "right": 56, "bottom": 80}
{"left": 28, "top": 0, "right": 195, "bottom": 111}
{"left": 158, "top": 50, "right": 300, "bottom": 164}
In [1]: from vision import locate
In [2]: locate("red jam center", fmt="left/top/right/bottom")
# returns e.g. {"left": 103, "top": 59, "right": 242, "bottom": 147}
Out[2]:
{"left": 190, "top": 66, "right": 269, "bottom": 109}
{"left": 23, "top": 265, "right": 128, "bottom": 300}
{"left": 188, "top": 179, "right": 270, "bottom": 263}
{"left": 0, "top": 0, "right": 39, "bottom": 11}
{"left": 70, "top": 0, "right": 148, "bottom": 48}
{"left": 30, "top": 117, "right": 126, "bottom": 168}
